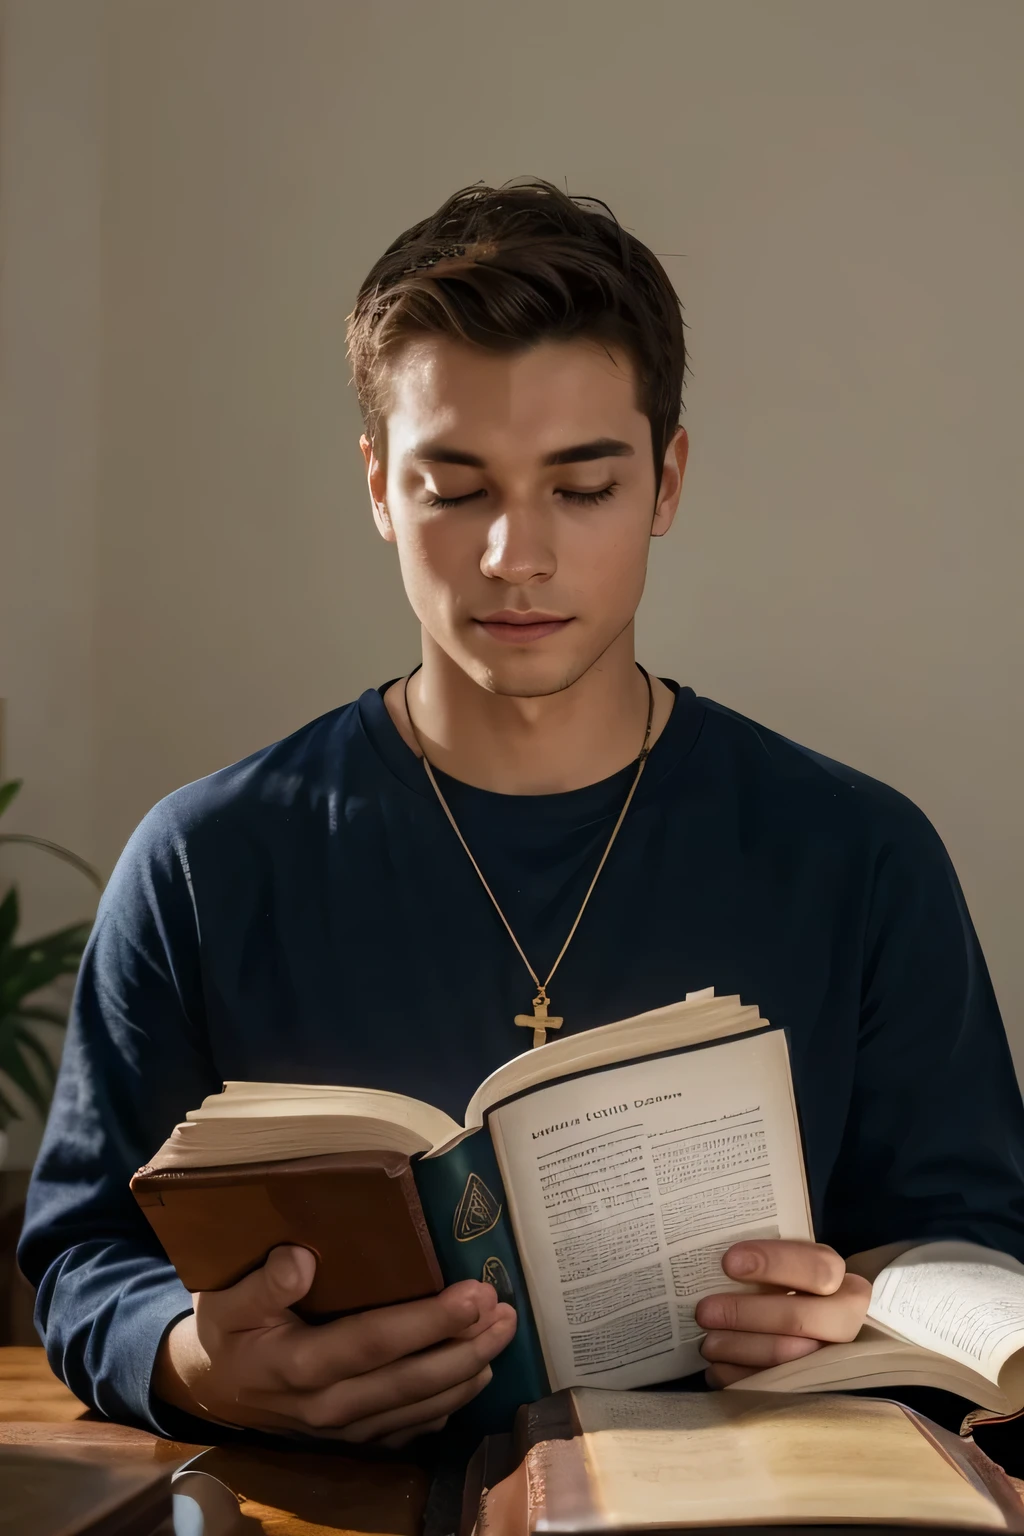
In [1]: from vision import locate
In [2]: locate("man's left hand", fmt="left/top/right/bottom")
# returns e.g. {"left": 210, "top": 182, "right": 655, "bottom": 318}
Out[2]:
{"left": 696, "top": 1239, "right": 872, "bottom": 1387}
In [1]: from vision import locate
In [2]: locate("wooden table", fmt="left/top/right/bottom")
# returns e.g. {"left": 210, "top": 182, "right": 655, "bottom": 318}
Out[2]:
{"left": 0, "top": 1346, "right": 432, "bottom": 1536}
{"left": 0, "top": 1347, "right": 90, "bottom": 1423}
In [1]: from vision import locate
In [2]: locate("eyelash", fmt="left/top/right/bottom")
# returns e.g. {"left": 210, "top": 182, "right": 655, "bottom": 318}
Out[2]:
{"left": 426, "top": 484, "right": 618, "bottom": 509}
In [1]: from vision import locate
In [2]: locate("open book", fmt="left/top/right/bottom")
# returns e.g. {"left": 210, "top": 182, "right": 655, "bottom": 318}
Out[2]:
{"left": 462, "top": 1388, "right": 1024, "bottom": 1533}
{"left": 731, "top": 1240, "right": 1024, "bottom": 1426}
{"left": 132, "top": 991, "right": 812, "bottom": 1429}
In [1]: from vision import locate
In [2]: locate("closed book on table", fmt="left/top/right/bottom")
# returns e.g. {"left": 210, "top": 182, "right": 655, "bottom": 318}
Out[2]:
{"left": 461, "top": 1388, "right": 1024, "bottom": 1534}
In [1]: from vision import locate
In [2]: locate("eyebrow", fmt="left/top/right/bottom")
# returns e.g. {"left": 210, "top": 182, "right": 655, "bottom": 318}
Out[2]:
{"left": 413, "top": 436, "right": 636, "bottom": 468}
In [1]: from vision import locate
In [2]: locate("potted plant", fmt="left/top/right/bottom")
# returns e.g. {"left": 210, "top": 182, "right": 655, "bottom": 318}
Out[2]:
{"left": 0, "top": 778, "right": 103, "bottom": 1164}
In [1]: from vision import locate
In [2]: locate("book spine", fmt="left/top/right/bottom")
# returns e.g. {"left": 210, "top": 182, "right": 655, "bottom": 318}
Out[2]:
{"left": 414, "top": 1134, "right": 549, "bottom": 1435}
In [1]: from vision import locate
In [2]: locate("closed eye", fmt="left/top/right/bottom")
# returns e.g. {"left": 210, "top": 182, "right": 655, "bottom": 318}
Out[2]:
{"left": 424, "top": 491, "right": 483, "bottom": 508}
{"left": 425, "top": 484, "right": 618, "bottom": 509}
{"left": 560, "top": 484, "right": 618, "bottom": 506}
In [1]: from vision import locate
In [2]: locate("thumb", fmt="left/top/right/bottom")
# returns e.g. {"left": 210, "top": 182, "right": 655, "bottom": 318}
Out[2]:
{"left": 196, "top": 1245, "right": 317, "bottom": 1334}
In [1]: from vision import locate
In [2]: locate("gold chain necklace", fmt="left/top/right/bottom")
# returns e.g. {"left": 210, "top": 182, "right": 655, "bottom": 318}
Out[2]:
{"left": 402, "top": 667, "right": 655, "bottom": 1047}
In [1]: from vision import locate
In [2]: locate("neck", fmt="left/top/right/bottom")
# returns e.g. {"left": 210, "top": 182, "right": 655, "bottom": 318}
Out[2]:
{"left": 385, "top": 625, "right": 675, "bottom": 794}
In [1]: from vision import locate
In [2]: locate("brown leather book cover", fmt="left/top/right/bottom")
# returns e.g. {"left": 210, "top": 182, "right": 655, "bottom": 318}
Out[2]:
{"left": 130, "top": 1150, "right": 444, "bottom": 1318}
{"left": 463, "top": 1389, "right": 1024, "bottom": 1536}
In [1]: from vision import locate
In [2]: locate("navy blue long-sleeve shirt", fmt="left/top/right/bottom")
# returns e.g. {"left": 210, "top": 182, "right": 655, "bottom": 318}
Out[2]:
{"left": 19, "top": 681, "right": 1024, "bottom": 1436}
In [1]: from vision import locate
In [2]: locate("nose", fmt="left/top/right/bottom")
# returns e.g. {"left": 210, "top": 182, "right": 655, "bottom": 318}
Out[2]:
{"left": 479, "top": 506, "right": 556, "bottom": 586}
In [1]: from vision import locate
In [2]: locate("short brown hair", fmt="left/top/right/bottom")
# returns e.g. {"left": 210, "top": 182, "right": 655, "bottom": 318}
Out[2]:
{"left": 346, "top": 177, "right": 687, "bottom": 483}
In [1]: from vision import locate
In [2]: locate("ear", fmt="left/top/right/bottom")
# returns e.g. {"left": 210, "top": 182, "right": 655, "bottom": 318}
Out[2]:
{"left": 651, "top": 426, "right": 688, "bottom": 538}
{"left": 360, "top": 433, "right": 395, "bottom": 543}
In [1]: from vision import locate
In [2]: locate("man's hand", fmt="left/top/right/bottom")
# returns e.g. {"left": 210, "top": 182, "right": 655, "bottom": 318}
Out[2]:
{"left": 696, "top": 1239, "right": 871, "bottom": 1387}
{"left": 153, "top": 1245, "right": 517, "bottom": 1447}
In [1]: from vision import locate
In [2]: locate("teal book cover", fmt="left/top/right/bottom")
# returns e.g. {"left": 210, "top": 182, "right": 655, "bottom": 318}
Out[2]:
{"left": 413, "top": 1129, "right": 548, "bottom": 1434}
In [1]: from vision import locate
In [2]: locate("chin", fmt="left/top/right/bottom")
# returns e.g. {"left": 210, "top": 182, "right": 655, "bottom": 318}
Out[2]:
{"left": 467, "top": 649, "right": 591, "bottom": 700}
{"left": 485, "top": 673, "right": 577, "bottom": 700}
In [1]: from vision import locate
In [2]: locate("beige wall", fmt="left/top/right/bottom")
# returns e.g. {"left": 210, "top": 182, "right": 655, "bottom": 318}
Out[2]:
{"left": 3, "top": 1, "right": 1023, "bottom": 1099}
{"left": 0, "top": 0, "right": 103, "bottom": 1163}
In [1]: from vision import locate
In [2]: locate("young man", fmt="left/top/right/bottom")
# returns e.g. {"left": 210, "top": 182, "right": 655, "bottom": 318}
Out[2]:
{"left": 19, "top": 180, "right": 1024, "bottom": 1450}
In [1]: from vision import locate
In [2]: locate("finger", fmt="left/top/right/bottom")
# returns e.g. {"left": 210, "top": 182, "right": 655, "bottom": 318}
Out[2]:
{"left": 196, "top": 1245, "right": 317, "bottom": 1335}
{"left": 700, "top": 1329, "right": 824, "bottom": 1368}
{"left": 378, "top": 1417, "right": 449, "bottom": 1450}
{"left": 287, "top": 1310, "right": 516, "bottom": 1430}
{"left": 721, "top": 1241, "right": 846, "bottom": 1295}
{"left": 333, "top": 1366, "right": 494, "bottom": 1444}
{"left": 705, "top": 1362, "right": 759, "bottom": 1389}
{"left": 257, "top": 1370, "right": 491, "bottom": 1444}
{"left": 696, "top": 1272, "right": 871, "bottom": 1341}
{"left": 448, "top": 1293, "right": 507, "bottom": 1342}
{"left": 282, "top": 1280, "right": 503, "bottom": 1390}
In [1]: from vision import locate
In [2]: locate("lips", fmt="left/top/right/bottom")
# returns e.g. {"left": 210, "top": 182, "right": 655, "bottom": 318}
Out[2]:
{"left": 473, "top": 611, "right": 573, "bottom": 644}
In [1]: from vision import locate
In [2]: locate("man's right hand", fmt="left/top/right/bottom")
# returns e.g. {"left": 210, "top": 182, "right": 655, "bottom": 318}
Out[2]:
{"left": 152, "top": 1244, "right": 517, "bottom": 1447}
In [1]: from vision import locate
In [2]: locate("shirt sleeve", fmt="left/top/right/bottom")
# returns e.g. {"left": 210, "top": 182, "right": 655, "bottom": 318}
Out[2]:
{"left": 17, "top": 800, "right": 227, "bottom": 1437}
{"left": 821, "top": 799, "right": 1024, "bottom": 1262}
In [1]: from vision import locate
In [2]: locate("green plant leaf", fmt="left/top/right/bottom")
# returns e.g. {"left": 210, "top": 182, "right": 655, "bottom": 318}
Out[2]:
{"left": 0, "top": 1012, "right": 63, "bottom": 1124}
{"left": 0, "top": 1016, "right": 50, "bottom": 1117}
{"left": 0, "top": 780, "right": 22, "bottom": 821}
{"left": 0, "top": 1082, "right": 16, "bottom": 1129}
{"left": 0, "top": 887, "right": 18, "bottom": 952}
{"left": 0, "top": 937, "right": 86, "bottom": 984}
{"left": 0, "top": 919, "right": 91, "bottom": 966}
{"left": 8, "top": 1022, "right": 57, "bottom": 1091}
{"left": 14, "top": 1003, "right": 69, "bottom": 1028}
{"left": 0, "top": 921, "right": 92, "bottom": 1011}
{"left": 0, "top": 835, "right": 104, "bottom": 892}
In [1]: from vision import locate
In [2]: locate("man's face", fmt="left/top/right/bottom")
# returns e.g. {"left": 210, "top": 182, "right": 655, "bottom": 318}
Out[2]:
{"left": 361, "top": 335, "right": 687, "bottom": 697}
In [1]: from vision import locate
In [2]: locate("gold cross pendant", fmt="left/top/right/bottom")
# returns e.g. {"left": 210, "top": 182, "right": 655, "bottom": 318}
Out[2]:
{"left": 515, "top": 988, "right": 563, "bottom": 1049}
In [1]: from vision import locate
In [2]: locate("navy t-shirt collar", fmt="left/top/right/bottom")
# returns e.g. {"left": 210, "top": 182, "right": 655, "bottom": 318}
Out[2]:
{"left": 356, "top": 675, "right": 705, "bottom": 817}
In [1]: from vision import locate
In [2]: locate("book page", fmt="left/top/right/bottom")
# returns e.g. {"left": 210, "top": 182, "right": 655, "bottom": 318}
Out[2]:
{"left": 488, "top": 1030, "right": 812, "bottom": 1391}
{"left": 145, "top": 1083, "right": 462, "bottom": 1168}
{"left": 868, "top": 1240, "right": 1024, "bottom": 1385}
{"left": 194, "top": 1083, "right": 459, "bottom": 1142}
{"left": 568, "top": 1388, "right": 1005, "bottom": 1529}
{"left": 725, "top": 1327, "right": 1012, "bottom": 1413}
{"left": 463, "top": 994, "right": 763, "bottom": 1131}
